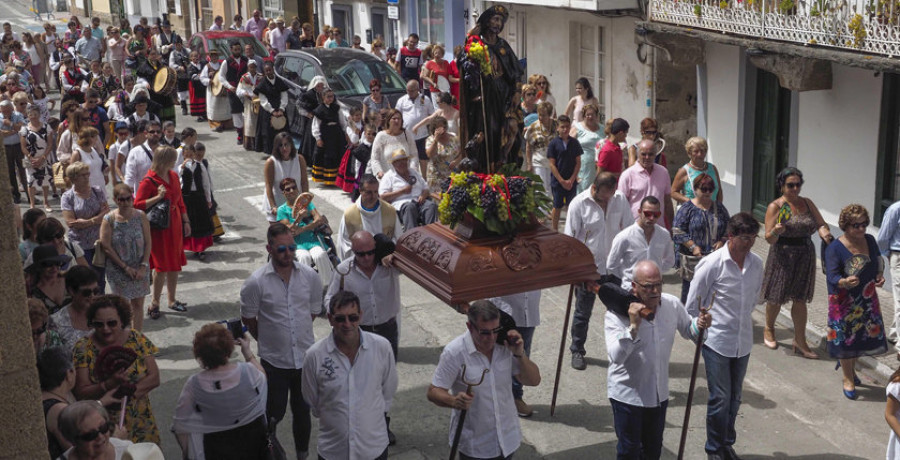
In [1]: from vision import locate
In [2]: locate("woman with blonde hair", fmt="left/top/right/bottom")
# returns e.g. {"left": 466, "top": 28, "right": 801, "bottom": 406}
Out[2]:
{"left": 421, "top": 43, "right": 456, "bottom": 111}
{"left": 671, "top": 136, "right": 723, "bottom": 204}
{"left": 134, "top": 146, "right": 189, "bottom": 319}
{"left": 571, "top": 103, "right": 604, "bottom": 193}
{"left": 100, "top": 183, "right": 151, "bottom": 329}
{"left": 61, "top": 161, "right": 109, "bottom": 290}
{"left": 529, "top": 74, "right": 556, "bottom": 116}
{"left": 70, "top": 127, "right": 108, "bottom": 190}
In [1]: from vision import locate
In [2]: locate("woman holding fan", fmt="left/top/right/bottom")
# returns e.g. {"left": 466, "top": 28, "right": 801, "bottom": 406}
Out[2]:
{"left": 761, "top": 167, "right": 834, "bottom": 358}
{"left": 825, "top": 204, "right": 888, "bottom": 399}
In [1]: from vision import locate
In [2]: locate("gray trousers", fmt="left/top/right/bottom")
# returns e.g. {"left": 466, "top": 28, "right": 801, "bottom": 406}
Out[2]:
{"left": 399, "top": 199, "right": 437, "bottom": 231}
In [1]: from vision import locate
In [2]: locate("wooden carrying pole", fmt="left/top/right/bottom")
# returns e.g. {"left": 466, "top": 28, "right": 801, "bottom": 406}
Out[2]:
{"left": 677, "top": 293, "right": 715, "bottom": 460}
{"left": 550, "top": 284, "right": 576, "bottom": 416}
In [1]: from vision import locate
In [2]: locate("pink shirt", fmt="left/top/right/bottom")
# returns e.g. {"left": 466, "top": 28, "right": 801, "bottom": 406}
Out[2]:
{"left": 617, "top": 163, "right": 672, "bottom": 219}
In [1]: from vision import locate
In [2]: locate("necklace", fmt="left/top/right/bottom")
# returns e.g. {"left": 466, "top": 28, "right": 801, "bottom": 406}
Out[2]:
{"left": 44, "top": 390, "right": 71, "bottom": 403}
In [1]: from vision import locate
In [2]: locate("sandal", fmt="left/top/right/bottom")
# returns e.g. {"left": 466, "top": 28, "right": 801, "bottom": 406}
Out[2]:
{"left": 148, "top": 304, "right": 161, "bottom": 320}
{"left": 169, "top": 301, "right": 187, "bottom": 312}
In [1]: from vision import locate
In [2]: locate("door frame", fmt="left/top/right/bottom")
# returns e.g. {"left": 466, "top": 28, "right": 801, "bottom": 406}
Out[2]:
{"left": 749, "top": 67, "right": 797, "bottom": 221}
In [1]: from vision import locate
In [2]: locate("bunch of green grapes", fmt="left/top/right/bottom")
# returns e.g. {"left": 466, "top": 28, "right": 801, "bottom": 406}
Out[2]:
{"left": 467, "top": 183, "right": 481, "bottom": 205}
{"left": 497, "top": 194, "right": 510, "bottom": 222}
{"left": 438, "top": 193, "right": 453, "bottom": 225}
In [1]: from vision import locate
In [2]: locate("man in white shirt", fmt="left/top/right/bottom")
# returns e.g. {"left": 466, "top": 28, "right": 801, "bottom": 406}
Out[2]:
{"left": 394, "top": 80, "right": 434, "bottom": 176}
{"left": 428, "top": 300, "right": 541, "bottom": 460}
{"left": 605, "top": 260, "right": 710, "bottom": 459}
{"left": 378, "top": 149, "right": 436, "bottom": 231}
{"left": 268, "top": 17, "right": 289, "bottom": 53}
{"left": 245, "top": 10, "right": 267, "bottom": 41}
{"left": 565, "top": 172, "right": 632, "bottom": 371}
{"left": 241, "top": 223, "right": 323, "bottom": 460}
{"left": 123, "top": 120, "right": 161, "bottom": 194}
{"left": 685, "top": 212, "right": 763, "bottom": 460}
{"left": 607, "top": 196, "right": 675, "bottom": 290}
{"left": 338, "top": 175, "right": 403, "bottom": 260}
{"left": 107, "top": 121, "right": 132, "bottom": 185}
{"left": 209, "top": 15, "right": 224, "bottom": 31}
{"left": 488, "top": 290, "right": 541, "bottom": 418}
{"left": 302, "top": 291, "right": 398, "bottom": 460}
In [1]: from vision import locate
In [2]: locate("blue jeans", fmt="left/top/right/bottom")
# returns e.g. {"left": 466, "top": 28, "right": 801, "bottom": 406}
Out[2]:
{"left": 609, "top": 398, "right": 668, "bottom": 460}
{"left": 511, "top": 326, "right": 535, "bottom": 400}
{"left": 570, "top": 285, "right": 596, "bottom": 355}
{"left": 701, "top": 346, "right": 750, "bottom": 454}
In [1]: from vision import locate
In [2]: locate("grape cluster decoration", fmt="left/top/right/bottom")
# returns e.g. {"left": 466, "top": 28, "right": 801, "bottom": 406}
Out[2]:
{"left": 438, "top": 166, "right": 552, "bottom": 235}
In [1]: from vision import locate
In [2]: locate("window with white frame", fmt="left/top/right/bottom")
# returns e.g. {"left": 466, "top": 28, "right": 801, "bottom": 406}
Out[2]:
{"left": 570, "top": 22, "right": 607, "bottom": 120}
{"left": 262, "top": 0, "right": 282, "bottom": 24}
{"left": 201, "top": 0, "right": 213, "bottom": 29}
{"left": 417, "top": 0, "right": 445, "bottom": 45}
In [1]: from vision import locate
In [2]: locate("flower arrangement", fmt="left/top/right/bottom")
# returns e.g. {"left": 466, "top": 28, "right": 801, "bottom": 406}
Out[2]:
{"left": 438, "top": 166, "right": 552, "bottom": 235}
{"left": 465, "top": 35, "right": 492, "bottom": 76}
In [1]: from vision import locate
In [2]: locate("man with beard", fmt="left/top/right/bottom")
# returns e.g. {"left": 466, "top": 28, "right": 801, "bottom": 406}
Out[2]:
{"left": 217, "top": 40, "right": 249, "bottom": 145}
{"left": 459, "top": 5, "right": 524, "bottom": 172}
{"left": 253, "top": 61, "right": 289, "bottom": 154}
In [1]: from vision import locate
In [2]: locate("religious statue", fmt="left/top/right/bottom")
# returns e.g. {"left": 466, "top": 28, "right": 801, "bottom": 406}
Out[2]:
{"left": 458, "top": 5, "right": 524, "bottom": 173}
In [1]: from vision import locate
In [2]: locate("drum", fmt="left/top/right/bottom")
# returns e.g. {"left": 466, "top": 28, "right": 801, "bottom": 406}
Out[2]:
{"left": 437, "top": 75, "right": 451, "bottom": 94}
{"left": 271, "top": 112, "right": 287, "bottom": 130}
{"left": 251, "top": 97, "right": 260, "bottom": 115}
{"left": 153, "top": 67, "right": 176, "bottom": 96}
{"left": 104, "top": 95, "right": 116, "bottom": 109}
{"left": 210, "top": 71, "right": 225, "bottom": 97}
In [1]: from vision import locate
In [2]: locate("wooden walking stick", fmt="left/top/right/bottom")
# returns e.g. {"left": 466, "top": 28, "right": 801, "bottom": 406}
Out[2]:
{"left": 449, "top": 365, "right": 489, "bottom": 460}
{"left": 550, "top": 283, "right": 577, "bottom": 417}
{"left": 677, "top": 292, "right": 715, "bottom": 460}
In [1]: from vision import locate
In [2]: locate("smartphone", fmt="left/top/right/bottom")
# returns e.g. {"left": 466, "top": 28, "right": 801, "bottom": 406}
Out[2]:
{"left": 225, "top": 318, "right": 245, "bottom": 340}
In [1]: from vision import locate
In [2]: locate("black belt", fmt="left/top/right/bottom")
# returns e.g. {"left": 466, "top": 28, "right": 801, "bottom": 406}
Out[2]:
{"left": 775, "top": 236, "right": 811, "bottom": 246}
{"left": 361, "top": 316, "right": 397, "bottom": 331}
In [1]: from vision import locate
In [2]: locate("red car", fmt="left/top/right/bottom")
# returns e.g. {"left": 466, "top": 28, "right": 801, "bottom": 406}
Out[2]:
{"left": 188, "top": 31, "right": 273, "bottom": 63}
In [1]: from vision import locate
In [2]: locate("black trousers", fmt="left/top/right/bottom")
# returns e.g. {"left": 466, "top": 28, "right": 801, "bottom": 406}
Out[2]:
{"left": 360, "top": 317, "right": 399, "bottom": 361}
{"left": 4, "top": 143, "right": 27, "bottom": 201}
{"left": 261, "top": 359, "right": 311, "bottom": 456}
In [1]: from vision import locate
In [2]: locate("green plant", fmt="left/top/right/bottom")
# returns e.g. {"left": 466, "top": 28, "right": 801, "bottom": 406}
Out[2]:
{"left": 694, "top": 4, "right": 703, "bottom": 16}
{"left": 848, "top": 13, "right": 867, "bottom": 47}
{"left": 778, "top": 0, "right": 796, "bottom": 13}
{"left": 719, "top": 0, "right": 729, "bottom": 8}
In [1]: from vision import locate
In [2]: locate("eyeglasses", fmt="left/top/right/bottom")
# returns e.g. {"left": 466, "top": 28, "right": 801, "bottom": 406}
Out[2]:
{"left": 734, "top": 234, "right": 758, "bottom": 242}
{"left": 282, "top": 186, "right": 297, "bottom": 193}
{"left": 537, "top": 81, "right": 548, "bottom": 86}
{"left": 115, "top": 195, "right": 132, "bottom": 202}
{"left": 79, "top": 287, "right": 101, "bottom": 297}
{"left": 76, "top": 422, "right": 111, "bottom": 442}
{"left": 474, "top": 325, "right": 503, "bottom": 336}
{"left": 636, "top": 281, "right": 662, "bottom": 290}
{"left": 332, "top": 314, "right": 360, "bottom": 323}
{"left": 276, "top": 244, "right": 297, "bottom": 253}
{"left": 90, "top": 319, "right": 120, "bottom": 329}
{"left": 146, "top": 130, "right": 160, "bottom": 134}
{"left": 850, "top": 221, "right": 869, "bottom": 229}
{"left": 643, "top": 130, "right": 658, "bottom": 136}
{"left": 642, "top": 210, "right": 662, "bottom": 218}
{"left": 785, "top": 182, "right": 802, "bottom": 189}
{"left": 354, "top": 249, "right": 376, "bottom": 257}
{"left": 371, "top": 87, "right": 381, "bottom": 92}
{"left": 698, "top": 186, "right": 715, "bottom": 193}
{"left": 32, "top": 321, "right": 48, "bottom": 337}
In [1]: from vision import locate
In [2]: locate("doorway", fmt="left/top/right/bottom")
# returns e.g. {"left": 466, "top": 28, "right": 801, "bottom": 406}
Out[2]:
{"left": 371, "top": 7, "right": 391, "bottom": 48}
{"left": 751, "top": 68, "right": 792, "bottom": 220}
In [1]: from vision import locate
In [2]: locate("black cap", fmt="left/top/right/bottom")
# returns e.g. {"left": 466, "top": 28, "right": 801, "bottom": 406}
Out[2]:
{"left": 29, "top": 244, "right": 71, "bottom": 271}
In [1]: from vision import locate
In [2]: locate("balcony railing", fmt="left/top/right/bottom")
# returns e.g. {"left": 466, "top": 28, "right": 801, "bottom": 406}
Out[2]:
{"left": 649, "top": 0, "right": 900, "bottom": 57}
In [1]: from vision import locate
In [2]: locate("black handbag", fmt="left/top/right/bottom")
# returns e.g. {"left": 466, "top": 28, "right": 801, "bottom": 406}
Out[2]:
{"left": 264, "top": 417, "right": 287, "bottom": 460}
{"left": 144, "top": 177, "right": 171, "bottom": 230}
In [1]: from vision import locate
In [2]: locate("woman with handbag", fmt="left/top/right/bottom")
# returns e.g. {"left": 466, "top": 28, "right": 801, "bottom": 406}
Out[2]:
{"left": 173, "top": 323, "right": 268, "bottom": 460}
{"left": 134, "top": 146, "right": 189, "bottom": 319}
{"left": 61, "top": 161, "right": 110, "bottom": 292}
{"left": 672, "top": 172, "right": 730, "bottom": 303}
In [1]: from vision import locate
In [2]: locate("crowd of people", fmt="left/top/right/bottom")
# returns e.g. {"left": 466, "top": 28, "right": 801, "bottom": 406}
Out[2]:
{"left": 6, "top": 10, "right": 900, "bottom": 460}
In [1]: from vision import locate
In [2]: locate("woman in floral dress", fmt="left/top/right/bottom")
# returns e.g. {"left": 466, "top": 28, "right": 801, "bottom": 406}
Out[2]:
{"left": 824, "top": 204, "right": 888, "bottom": 400}
{"left": 424, "top": 116, "right": 461, "bottom": 194}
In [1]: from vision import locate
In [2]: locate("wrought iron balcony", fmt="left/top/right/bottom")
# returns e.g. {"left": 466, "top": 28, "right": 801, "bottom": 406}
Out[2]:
{"left": 649, "top": 0, "right": 900, "bottom": 57}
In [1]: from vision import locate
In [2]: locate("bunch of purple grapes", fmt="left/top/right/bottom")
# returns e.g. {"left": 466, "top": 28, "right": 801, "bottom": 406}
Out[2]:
{"left": 507, "top": 177, "right": 529, "bottom": 206}
{"left": 448, "top": 186, "right": 470, "bottom": 219}
{"left": 482, "top": 188, "right": 500, "bottom": 216}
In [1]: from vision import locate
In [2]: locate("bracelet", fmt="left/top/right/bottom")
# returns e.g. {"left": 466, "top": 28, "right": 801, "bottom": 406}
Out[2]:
{"left": 96, "top": 400, "right": 104, "bottom": 407}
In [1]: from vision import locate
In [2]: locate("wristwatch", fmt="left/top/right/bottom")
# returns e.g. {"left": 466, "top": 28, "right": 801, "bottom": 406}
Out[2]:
{"left": 628, "top": 324, "right": 638, "bottom": 338}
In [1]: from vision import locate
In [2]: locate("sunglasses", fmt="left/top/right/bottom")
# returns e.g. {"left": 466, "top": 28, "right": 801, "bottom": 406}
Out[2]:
{"left": 636, "top": 281, "right": 662, "bottom": 290}
{"left": 115, "top": 195, "right": 132, "bottom": 202}
{"left": 146, "top": 130, "right": 161, "bottom": 134}
{"left": 91, "top": 319, "right": 120, "bottom": 329}
{"left": 850, "top": 221, "right": 869, "bottom": 229}
{"left": 354, "top": 249, "right": 376, "bottom": 257}
{"left": 276, "top": 244, "right": 297, "bottom": 253}
{"left": 79, "top": 287, "right": 102, "bottom": 297}
{"left": 32, "top": 321, "right": 48, "bottom": 337}
{"left": 643, "top": 130, "right": 658, "bottom": 136}
{"left": 785, "top": 182, "right": 802, "bottom": 189}
{"left": 282, "top": 186, "right": 297, "bottom": 192}
{"left": 698, "top": 186, "right": 715, "bottom": 193}
{"left": 332, "top": 314, "right": 360, "bottom": 323}
{"left": 475, "top": 325, "right": 503, "bottom": 336}
{"left": 77, "top": 422, "right": 111, "bottom": 442}
{"left": 642, "top": 210, "right": 662, "bottom": 218}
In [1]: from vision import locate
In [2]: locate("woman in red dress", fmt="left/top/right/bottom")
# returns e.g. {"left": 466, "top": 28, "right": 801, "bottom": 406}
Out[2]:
{"left": 134, "top": 146, "right": 190, "bottom": 319}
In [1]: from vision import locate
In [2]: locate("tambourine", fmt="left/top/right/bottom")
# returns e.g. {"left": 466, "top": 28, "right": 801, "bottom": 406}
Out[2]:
{"left": 271, "top": 112, "right": 287, "bottom": 130}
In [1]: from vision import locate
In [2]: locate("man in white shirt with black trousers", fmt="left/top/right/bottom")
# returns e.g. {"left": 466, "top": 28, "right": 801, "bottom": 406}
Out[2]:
{"left": 607, "top": 195, "right": 675, "bottom": 289}
{"left": 686, "top": 212, "right": 764, "bottom": 460}
{"left": 302, "top": 290, "right": 398, "bottom": 460}
{"left": 605, "top": 260, "right": 711, "bottom": 459}
{"left": 241, "top": 223, "right": 324, "bottom": 460}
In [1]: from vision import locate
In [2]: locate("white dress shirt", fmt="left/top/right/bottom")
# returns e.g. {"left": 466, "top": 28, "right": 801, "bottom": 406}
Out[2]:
{"left": 565, "top": 189, "right": 633, "bottom": 275}
{"left": 605, "top": 293, "right": 700, "bottom": 407}
{"left": 240, "top": 261, "right": 324, "bottom": 369}
{"left": 395, "top": 93, "right": 434, "bottom": 140}
{"left": 325, "top": 258, "right": 400, "bottom": 326}
{"left": 378, "top": 168, "right": 428, "bottom": 208}
{"left": 123, "top": 142, "right": 155, "bottom": 194}
{"left": 685, "top": 245, "right": 763, "bottom": 358}
{"left": 607, "top": 223, "right": 676, "bottom": 288}
{"left": 489, "top": 290, "right": 541, "bottom": 328}
{"left": 432, "top": 332, "right": 521, "bottom": 458}
{"left": 302, "top": 331, "right": 398, "bottom": 460}
{"left": 269, "top": 27, "right": 288, "bottom": 53}
{"left": 337, "top": 200, "right": 404, "bottom": 260}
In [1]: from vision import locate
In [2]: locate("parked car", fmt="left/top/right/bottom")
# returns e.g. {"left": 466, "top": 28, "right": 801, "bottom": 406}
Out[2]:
{"left": 188, "top": 31, "right": 272, "bottom": 64}
{"left": 274, "top": 48, "right": 407, "bottom": 133}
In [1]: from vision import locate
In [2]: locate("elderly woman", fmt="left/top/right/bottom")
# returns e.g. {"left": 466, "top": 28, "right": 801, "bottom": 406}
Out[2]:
{"left": 423, "top": 115, "right": 461, "bottom": 194}
{"left": 173, "top": 323, "right": 268, "bottom": 460}
{"left": 672, "top": 173, "right": 730, "bottom": 303}
{"left": 311, "top": 88, "right": 350, "bottom": 185}
{"left": 73, "top": 295, "right": 161, "bottom": 443}
{"left": 265, "top": 132, "right": 308, "bottom": 223}
{"left": 671, "top": 136, "right": 723, "bottom": 204}
{"left": 100, "top": 183, "right": 151, "bottom": 329}
{"left": 29, "top": 298, "right": 65, "bottom": 355}
{"left": 299, "top": 75, "right": 328, "bottom": 165}
{"left": 62, "top": 161, "right": 110, "bottom": 291}
{"left": 571, "top": 103, "right": 604, "bottom": 194}
{"left": 362, "top": 78, "right": 390, "bottom": 123}
{"left": 627, "top": 117, "right": 667, "bottom": 168}
{"left": 761, "top": 167, "right": 834, "bottom": 358}
{"left": 70, "top": 127, "right": 109, "bottom": 190}
{"left": 57, "top": 401, "right": 133, "bottom": 459}
{"left": 369, "top": 108, "right": 419, "bottom": 179}
{"left": 134, "top": 146, "right": 189, "bottom": 318}
{"left": 825, "top": 204, "right": 888, "bottom": 399}
{"left": 276, "top": 177, "right": 332, "bottom": 285}
{"left": 51, "top": 266, "right": 99, "bottom": 353}
{"left": 524, "top": 102, "right": 556, "bottom": 197}
{"left": 28, "top": 244, "right": 73, "bottom": 316}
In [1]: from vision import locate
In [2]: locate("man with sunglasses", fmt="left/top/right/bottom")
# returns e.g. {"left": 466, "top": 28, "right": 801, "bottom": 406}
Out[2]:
{"left": 241, "top": 222, "right": 323, "bottom": 460}
{"left": 302, "top": 291, "right": 398, "bottom": 460}
{"left": 618, "top": 139, "right": 675, "bottom": 230}
{"left": 428, "top": 300, "right": 541, "bottom": 460}
{"left": 123, "top": 119, "right": 161, "bottom": 194}
{"left": 685, "top": 212, "right": 763, "bottom": 460}
{"left": 608, "top": 195, "right": 675, "bottom": 290}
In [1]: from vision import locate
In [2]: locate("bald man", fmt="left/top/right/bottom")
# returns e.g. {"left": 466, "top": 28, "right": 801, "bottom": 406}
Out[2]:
{"left": 605, "top": 260, "right": 710, "bottom": 459}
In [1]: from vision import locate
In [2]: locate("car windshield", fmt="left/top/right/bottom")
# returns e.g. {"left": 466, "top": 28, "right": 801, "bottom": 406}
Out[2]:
{"left": 208, "top": 37, "right": 267, "bottom": 57}
{"left": 317, "top": 56, "right": 405, "bottom": 98}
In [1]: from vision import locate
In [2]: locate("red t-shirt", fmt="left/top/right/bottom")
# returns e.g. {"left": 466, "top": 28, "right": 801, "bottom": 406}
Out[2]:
{"left": 596, "top": 139, "right": 623, "bottom": 174}
{"left": 424, "top": 59, "right": 450, "bottom": 93}
{"left": 398, "top": 47, "right": 422, "bottom": 81}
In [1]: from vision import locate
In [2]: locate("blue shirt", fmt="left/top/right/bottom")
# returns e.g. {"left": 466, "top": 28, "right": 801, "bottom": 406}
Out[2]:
{"left": 1, "top": 111, "right": 25, "bottom": 145}
{"left": 546, "top": 136, "right": 582, "bottom": 187}
{"left": 878, "top": 201, "right": 900, "bottom": 254}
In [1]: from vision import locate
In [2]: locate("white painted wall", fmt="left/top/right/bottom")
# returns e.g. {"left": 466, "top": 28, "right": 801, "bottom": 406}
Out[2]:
{"left": 796, "top": 64, "right": 882, "bottom": 225}
{"left": 703, "top": 42, "right": 743, "bottom": 214}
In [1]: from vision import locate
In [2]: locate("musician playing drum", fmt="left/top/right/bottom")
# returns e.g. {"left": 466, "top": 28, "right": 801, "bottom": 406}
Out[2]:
{"left": 136, "top": 48, "right": 177, "bottom": 124}
{"left": 253, "top": 61, "right": 289, "bottom": 155}
{"left": 217, "top": 40, "right": 249, "bottom": 145}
